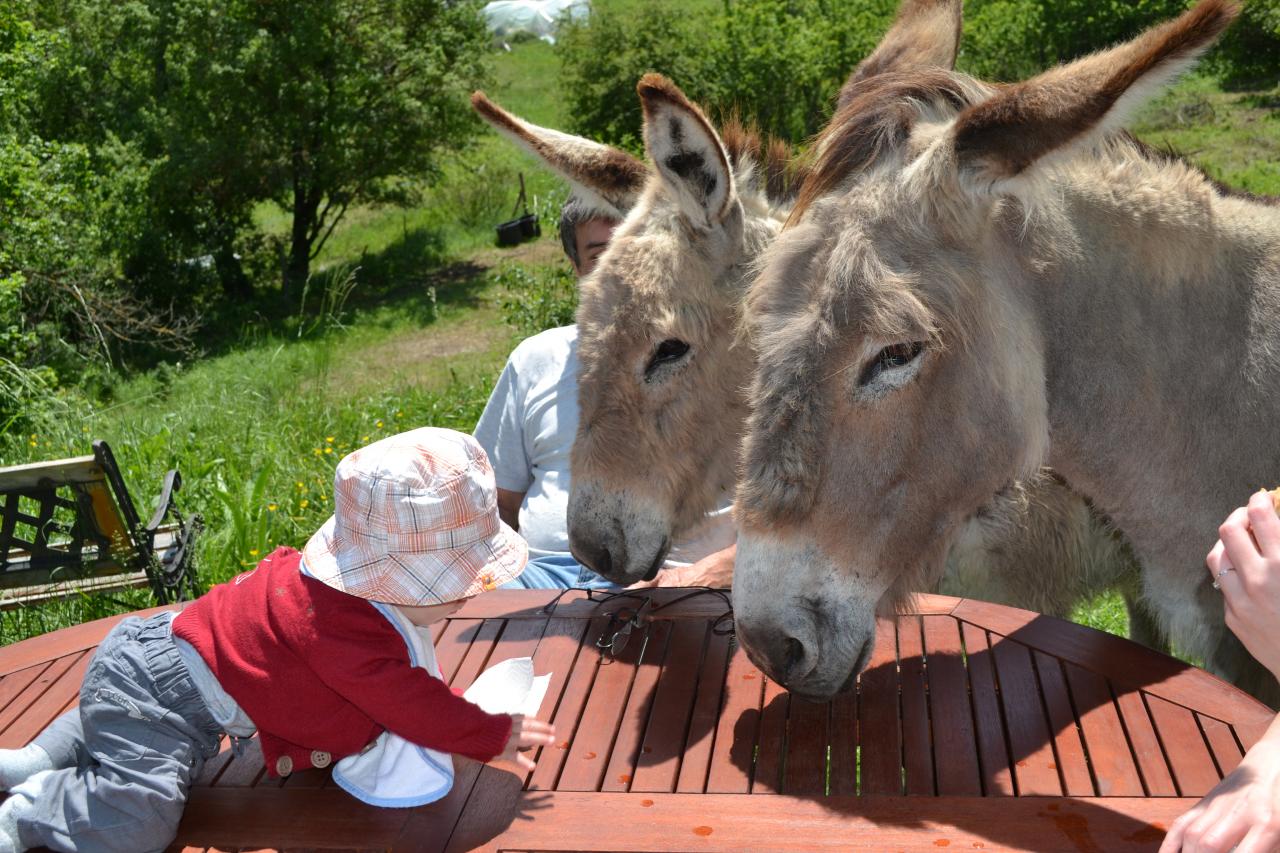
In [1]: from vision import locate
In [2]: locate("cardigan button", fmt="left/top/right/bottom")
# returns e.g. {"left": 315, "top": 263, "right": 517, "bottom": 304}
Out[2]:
{"left": 275, "top": 755, "right": 293, "bottom": 776}
{"left": 311, "top": 750, "right": 332, "bottom": 769}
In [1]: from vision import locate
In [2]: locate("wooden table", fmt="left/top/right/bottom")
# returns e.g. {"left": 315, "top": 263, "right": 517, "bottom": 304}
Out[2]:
{"left": 0, "top": 590, "right": 1273, "bottom": 852}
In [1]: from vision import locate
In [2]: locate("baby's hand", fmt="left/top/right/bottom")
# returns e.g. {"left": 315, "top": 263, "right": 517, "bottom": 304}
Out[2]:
{"left": 496, "top": 715, "right": 556, "bottom": 772}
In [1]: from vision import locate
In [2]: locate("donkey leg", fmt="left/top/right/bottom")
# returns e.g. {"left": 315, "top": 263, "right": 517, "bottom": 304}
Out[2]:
{"left": 1204, "top": 631, "right": 1280, "bottom": 708}
{"left": 1121, "top": 591, "right": 1169, "bottom": 654}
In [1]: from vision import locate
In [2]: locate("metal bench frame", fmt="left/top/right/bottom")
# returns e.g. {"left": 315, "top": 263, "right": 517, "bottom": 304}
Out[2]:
{"left": 0, "top": 440, "right": 201, "bottom": 607}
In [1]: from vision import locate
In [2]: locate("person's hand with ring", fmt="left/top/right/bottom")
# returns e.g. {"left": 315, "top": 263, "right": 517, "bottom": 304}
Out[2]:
{"left": 1161, "top": 490, "right": 1280, "bottom": 853}
{"left": 1206, "top": 489, "right": 1280, "bottom": 679}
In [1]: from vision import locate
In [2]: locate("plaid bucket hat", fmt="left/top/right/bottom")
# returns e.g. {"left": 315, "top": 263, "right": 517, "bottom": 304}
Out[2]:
{"left": 302, "top": 427, "right": 528, "bottom": 605}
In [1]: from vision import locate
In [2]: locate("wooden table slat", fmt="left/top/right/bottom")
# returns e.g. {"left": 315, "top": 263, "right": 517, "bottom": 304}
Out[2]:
{"left": 429, "top": 616, "right": 552, "bottom": 853}
{"left": 1032, "top": 651, "right": 1095, "bottom": 797}
{"left": 631, "top": 619, "right": 709, "bottom": 793}
{"left": 1113, "top": 687, "right": 1179, "bottom": 796}
{"left": 451, "top": 791, "right": 1187, "bottom": 853}
{"left": 951, "top": 599, "right": 1274, "bottom": 728}
{"left": 557, "top": 614, "right": 647, "bottom": 792}
{"left": 0, "top": 651, "right": 85, "bottom": 745}
{"left": 703, "top": 644, "right": 764, "bottom": 794}
{"left": 959, "top": 622, "right": 1014, "bottom": 796}
{"left": 0, "top": 662, "right": 52, "bottom": 724}
{"left": 921, "top": 615, "right": 982, "bottom": 796}
{"left": 601, "top": 620, "right": 672, "bottom": 792}
{"left": 1063, "top": 661, "right": 1147, "bottom": 797}
{"left": 749, "top": 675, "right": 788, "bottom": 793}
{"left": 857, "top": 617, "right": 902, "bottom": 795}
{"left": 1198, "top": 714, "right": 1244, "bottom": 779}
{"left": 783, "top": 696, "right": 830, "bottom": 795}
{"left": 990, "top": 635, "right": 1062, "bottom": 796}
{"left": 828, "top": 690, "right": 859, "bottom": 797}
{"left": 674, "top": 627, "right": 732, "bottom": 793}
{"left": 520, "top": 616, "right": 591, "bottom": 787}
{"left": 527, "top": 615, "right": 608, "bottom": 792}
{"left": 1144, "top": 694, "right": 1222, "bottom": 798}
{"left": 898, "top": 614, "right": 934, "bottom": 796}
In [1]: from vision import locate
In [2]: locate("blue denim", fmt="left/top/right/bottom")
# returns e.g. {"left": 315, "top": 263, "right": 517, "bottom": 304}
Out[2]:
{"left": 502, "top": 553, "right": 619, "bottom": 591}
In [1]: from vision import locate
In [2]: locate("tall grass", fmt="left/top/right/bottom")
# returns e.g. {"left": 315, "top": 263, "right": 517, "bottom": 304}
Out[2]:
{"left": 0, "top": 298, "right": 508, "bottom": 644}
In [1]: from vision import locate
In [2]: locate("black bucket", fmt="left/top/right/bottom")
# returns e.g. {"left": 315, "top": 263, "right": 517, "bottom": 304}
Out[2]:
{"left": 494, "top": 172, "right": 540, "bottom": 246}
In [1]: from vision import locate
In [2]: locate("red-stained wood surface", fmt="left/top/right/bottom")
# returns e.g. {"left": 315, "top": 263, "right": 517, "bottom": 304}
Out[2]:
{"left": 0, "top": 591, "right": 1270, "bottom": 853}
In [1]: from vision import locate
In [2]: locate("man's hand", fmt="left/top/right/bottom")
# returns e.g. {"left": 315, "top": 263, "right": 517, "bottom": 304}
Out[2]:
{"left": 1206, "top": 490, "right": 1280, "bottom": 680}
{"left": 496, "top": 715, "right": 556, "bottom": 773}
{"left": 1160, "top": 713, "right": 1280, "bottom": 852}
{"left": 630, "top": 544, "right": 735, "bottom": 589}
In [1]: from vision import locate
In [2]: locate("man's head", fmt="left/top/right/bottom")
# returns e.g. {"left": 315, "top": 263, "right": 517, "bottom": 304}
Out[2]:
{"left": 559, "top": 197, "right": 619, "bottom": 278}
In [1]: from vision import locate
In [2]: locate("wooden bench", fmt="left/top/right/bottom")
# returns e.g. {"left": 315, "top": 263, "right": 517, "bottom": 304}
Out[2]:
{"left": 0, "top": 441, "right": 201, "bottom": 608}
{"left": 0, "top": 590, "right": 1273, "bottom": 852}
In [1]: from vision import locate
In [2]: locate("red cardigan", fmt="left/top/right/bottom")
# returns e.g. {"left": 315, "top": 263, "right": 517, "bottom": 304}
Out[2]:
{"left": 172, "top": 547, "right": 512, "bottom": 776}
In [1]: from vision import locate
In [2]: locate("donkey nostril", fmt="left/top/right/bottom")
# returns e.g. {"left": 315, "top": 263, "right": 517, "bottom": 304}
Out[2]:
{"left": 783, "top": 637, "right": 805, "bottom": 674}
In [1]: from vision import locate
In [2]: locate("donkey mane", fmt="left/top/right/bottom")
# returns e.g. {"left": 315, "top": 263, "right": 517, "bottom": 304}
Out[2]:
{"left": 791, "top": 50, "right": 1274, "bottom": 225}
{"left": 1130, "top": 135, "right": 1279, "bottom": 206}
{"left": 789, "top": 70, "right": 983, "bottom": 223}
{"left": 719, "top": 115, "right": 808, "bottom": 206}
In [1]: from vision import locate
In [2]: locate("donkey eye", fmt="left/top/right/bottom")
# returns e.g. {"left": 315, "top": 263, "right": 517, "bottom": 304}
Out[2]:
{"left": 646, "top": 338, "right": 690, "bottom": 375}
{"left": 859, "top": 342, "right": 924, "bottom": 386}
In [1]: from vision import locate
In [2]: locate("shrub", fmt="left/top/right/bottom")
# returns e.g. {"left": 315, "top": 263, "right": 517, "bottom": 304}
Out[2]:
{"left": 495, "top": 263, "right": 578, "bottom": 336}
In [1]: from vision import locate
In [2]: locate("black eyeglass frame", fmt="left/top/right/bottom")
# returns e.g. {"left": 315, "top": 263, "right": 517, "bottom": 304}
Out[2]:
{"left": 538, "top": 586, "right": 736, "bottom": 659}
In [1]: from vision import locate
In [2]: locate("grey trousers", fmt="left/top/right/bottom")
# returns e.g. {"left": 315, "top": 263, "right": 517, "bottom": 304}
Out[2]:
{"left": 19, "top": 613, "right": 223, "bottom": 853}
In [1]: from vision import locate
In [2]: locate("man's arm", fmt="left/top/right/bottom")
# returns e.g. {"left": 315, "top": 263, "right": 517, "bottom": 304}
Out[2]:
{"left": 631, "top": 544, "right": 736, "bottom": 590}
{"left": 496, "top": 488, "right": 525, "bottom": 531}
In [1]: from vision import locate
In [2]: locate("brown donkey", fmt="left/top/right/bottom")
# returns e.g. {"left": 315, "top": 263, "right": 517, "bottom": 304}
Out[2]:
{"left": 471, "top": 0, "right": 1144, "bottom": 629}
{"left": 735, "top": 0, "right": 1279, "bottom": 703}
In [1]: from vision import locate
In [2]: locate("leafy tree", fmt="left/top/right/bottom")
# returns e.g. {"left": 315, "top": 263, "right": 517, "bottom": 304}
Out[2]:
{"left": 557, "top": 3, "right": 713, "bottom": 149}
{"left": 34, "top": 0, "right": 490, "bottom": 300}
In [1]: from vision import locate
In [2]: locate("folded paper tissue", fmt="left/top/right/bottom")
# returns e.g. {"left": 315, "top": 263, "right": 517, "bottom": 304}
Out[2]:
{"left": 463, "top": 657, "right": 551, "bottom": 718}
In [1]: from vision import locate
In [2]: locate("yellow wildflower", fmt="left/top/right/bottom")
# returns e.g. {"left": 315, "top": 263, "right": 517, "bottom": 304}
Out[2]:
{"left": 249, "top": 549, "right": 260, "bottom": 557}
{"left": 268, "top": 504, "right": 278, "bottom": 512}
{"left": 326, "top": 436, "right": 334, "bottom": 443}
{"left": 324, "top": 447, "right": 333, "bottom": 454}
{"left": 395, "top": 411, "right": 403, "bottom": 419}
{"left": 300, "top": 499, "right": 309, "bottom": 508}
{"left": 296, "top": 481, "right": 305, "bottom": 490}
{"left": 376, "top": 420, "right": 384, "bottom": 428}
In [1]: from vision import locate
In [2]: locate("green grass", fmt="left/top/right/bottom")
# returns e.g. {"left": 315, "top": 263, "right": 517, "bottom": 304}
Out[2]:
{"left": 0, "top": 259, "right": 526, "bottom": 644}
{"left": 1133, "top": 74, "right": 1280, "bottom": 196}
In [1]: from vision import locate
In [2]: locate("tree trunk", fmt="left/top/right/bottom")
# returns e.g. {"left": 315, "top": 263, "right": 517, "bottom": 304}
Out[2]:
{"left": 214, "top": 228, "right": 251, "bottom": 300}
{"left": 283, "top": 182, "right": 318, "bottom": 301}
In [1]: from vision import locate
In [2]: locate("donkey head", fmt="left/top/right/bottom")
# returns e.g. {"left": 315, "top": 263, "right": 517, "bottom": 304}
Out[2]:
{"left": 566, "top": 76, "right": 789, "bottom": 584}
{"left": 732, "top": 0, "right": 1239, "bottom": 699}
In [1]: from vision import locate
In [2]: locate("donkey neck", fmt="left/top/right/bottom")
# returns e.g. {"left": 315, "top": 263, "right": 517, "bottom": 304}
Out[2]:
{"left": 1015, "top": 162, "right": 1280, "bottom": 568}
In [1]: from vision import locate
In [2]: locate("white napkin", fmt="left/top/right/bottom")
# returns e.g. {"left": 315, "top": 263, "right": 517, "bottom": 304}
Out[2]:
{"left": 462, "top": 657, "right": 551, "bottom": 717}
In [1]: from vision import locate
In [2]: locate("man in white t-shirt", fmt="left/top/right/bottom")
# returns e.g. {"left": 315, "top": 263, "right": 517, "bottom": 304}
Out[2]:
{"left": 474, "top": 198, "right": 736, "bottom": 590}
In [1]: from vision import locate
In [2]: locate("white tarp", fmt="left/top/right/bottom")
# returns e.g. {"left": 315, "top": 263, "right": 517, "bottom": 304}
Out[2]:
{"left": 482, "top": 0, "right": 590, "bottom": 45}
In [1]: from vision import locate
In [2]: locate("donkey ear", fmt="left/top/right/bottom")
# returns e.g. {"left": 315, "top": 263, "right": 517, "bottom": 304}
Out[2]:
{"left": 471, "top": 92, "right": 648, "bottom": 218}
{"left": 950, "top": 0, "right": 1238, "bottom": 186}
{"left": 637, "top": 73, "right": 736, "bottom": 231}
{"left": 838, "top": 0, "right": 962, "bottom": 109}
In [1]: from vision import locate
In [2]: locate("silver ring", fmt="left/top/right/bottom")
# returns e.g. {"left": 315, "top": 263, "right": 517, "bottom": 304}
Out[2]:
{"left": 1212, "top": 566, "right": 1235, "bottom": 590}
